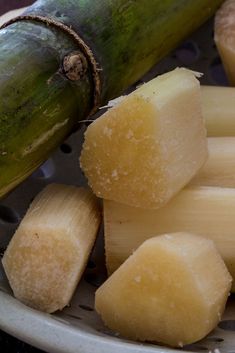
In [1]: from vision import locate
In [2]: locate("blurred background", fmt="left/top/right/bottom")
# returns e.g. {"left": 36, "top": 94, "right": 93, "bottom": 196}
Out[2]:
{"left": 0, "top": 0, "right": 33, "bottom": 15}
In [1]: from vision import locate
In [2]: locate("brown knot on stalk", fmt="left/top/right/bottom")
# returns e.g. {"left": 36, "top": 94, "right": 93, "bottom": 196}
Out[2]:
{"left": 0, "top": 14, "right": 102, "bottom": 116}
{"left": 62, "top": 51, "right": 88, "bottom": 81}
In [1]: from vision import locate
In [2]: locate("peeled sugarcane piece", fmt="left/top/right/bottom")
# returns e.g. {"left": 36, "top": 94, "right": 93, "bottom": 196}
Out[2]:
{"left": 80, "top": 68, "right": 208, "bottom": 209}
{"left": 104, "top": 186, "right": 235, "bottom": 291}
{"left": 201, "top": 86, "right": 235, "bottom": 136}
{"left": 96, "top": 233, "right": 232, "bottom": 347}
{"left": 191, "top": 137, "right": 235, "bottom": 187}
{"left": 214, "top": 0, "right": 235, "bottom": 85}
{"left": 0, "top": 0, "right": 223, "bottom": 198}
{"left": 2, "top": 184, "right": 101, "bottom": 313}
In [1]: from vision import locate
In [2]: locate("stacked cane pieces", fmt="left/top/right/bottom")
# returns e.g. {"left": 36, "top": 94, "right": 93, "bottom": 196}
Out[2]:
{"left": 79, "top": 67, "right": 232, "bottom": 347}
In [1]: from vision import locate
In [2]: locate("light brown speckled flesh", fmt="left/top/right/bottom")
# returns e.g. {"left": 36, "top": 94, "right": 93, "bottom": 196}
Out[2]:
{"left": 2, "top": 184, "right": 101, "bottom": 313}
{"left": 96, "top": 232, "right": 232, "bottom": 347}
{"left": 80, "top": 68, "right": 208, "bottom": 209}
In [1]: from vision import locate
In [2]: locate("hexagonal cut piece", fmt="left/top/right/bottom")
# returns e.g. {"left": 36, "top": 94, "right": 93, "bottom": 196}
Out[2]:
{"left": 80, "top": 68, "right": 208, "bottom": 209}
{"left": 2, "top": 184, "right": 101, "bottom": 313}
{"left": 95, "top": 232, "right": 232, "bottom": 347}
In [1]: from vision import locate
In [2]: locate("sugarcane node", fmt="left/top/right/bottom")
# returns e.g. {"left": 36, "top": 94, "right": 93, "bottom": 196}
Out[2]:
{"left": 0, "top": 14, "right": 102, "bottom": 115}
{"left": 62, "top": 51, "right": 88, "bottom": 81}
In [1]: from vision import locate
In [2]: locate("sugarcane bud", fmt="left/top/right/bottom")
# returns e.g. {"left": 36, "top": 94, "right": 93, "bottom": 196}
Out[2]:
{"left": 62, "top": 51, "right": 88, "bottom": 81}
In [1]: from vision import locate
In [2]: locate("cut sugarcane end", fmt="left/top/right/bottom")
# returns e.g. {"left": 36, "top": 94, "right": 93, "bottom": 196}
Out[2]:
{"left": 80, "top": 68, "right": 208, "bottom": 209}
{"left": 214, "top": 0, "right": 235, "bottom": 85}
{"left": 2, "top": 184, "right": 101, "bottom": 313}
{"left": 96, "top": 232, "right": 232, "bottom": 347}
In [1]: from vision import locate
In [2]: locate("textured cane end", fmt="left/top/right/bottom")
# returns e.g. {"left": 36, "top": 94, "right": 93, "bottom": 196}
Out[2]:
{"left": 62, "top": 51, "right": 88, "bottom": 81}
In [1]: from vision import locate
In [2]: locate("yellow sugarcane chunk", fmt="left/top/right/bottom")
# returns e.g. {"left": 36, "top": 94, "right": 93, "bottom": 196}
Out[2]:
{"left": 96, "top": 233, "right": 231, "bottom": 347}
{"left": 2, "top": 184, "right": 101, "bottom": 313}
{"left": 80, "top": 68, "right": 207, "bottom": 209}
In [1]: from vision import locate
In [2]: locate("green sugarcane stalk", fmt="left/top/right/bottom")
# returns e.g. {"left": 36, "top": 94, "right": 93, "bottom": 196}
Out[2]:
{"left": 0, "top": 0, "right": 223, "bottom": 197}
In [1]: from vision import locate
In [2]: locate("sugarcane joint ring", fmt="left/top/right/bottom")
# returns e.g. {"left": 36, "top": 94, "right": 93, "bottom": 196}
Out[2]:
{"left": 0, "top": 15, "right": 101, "bottom": 116}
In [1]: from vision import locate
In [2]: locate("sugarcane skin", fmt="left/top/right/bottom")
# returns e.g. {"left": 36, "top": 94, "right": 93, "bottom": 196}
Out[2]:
{"left": 0, "top": 21, "right": 93, "bottom": 195}
{"left": 0, "top": 0, "right": 223, "bottom": 197}
{"left": 26, "top": 0, "right": 224, "bottom": 101}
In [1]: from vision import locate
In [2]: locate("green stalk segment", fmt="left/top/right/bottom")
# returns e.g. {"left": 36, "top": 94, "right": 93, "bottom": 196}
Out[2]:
{"left": 0, "top": 0, "right": 223, "bottom": 197}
